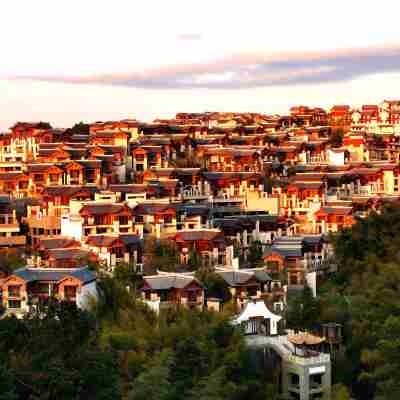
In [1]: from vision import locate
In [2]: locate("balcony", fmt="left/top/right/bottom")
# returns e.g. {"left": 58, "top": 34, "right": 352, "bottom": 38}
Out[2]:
{"left": 0, "top": 236, "right": 26, "bottom": 246}
{"left": 26, "top": 215, "right": 61, "bottom": 230}
{"left": 287, "top": 353, "right": 330, "bottom": 366}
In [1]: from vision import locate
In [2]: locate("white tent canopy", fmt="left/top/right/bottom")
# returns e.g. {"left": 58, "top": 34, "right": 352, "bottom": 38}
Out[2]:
{"left": 233, "top": 300, "right": 282, "bottom": 335}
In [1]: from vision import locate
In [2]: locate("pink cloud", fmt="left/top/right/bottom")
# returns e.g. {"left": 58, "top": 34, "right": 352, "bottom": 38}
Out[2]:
{"left": 12, "top": 44, "right": 400, "bottom": 89}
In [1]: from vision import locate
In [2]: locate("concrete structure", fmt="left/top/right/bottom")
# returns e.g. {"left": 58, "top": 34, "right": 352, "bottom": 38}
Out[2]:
{"left": 234, "top": 299, "right": 331, "bottom": 400}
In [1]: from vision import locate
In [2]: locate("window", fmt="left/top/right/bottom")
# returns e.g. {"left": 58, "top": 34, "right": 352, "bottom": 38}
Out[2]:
{"left": 119, "top": 216, "right": 129, "bottom": 225}
{"left": 8, "top": 300, "right": 21, "bottom": 309}
{"left": 37, "top": 283, "right": 50, "bottom": 294}
{"left": 163, "top": 214, "right": 173, "bottom": 224}
{"left": 34, "top": 174, "right": 44, "bottom": 182}
{"left": 49, "top": 174, "right": 59, "bottom": 182}
{"left": 8, "top": 285, "right": 21, "bottom": 297}
{"left": 115, "top": 247, "right": 124, "bottom": 258}
{"left": 64, "top": 285, "right": 77, "bottom": 300}
{"left": 187, "top": 290, "right": 197, "bottom": 303}
{"left": 94, "top": 216, "right": 105, "bottom": 225}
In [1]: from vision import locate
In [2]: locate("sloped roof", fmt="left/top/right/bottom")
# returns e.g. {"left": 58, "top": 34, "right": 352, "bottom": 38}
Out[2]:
{"left": 175, "top": 229, "right": 225, "bottom": 243}
{"left": 216, "top": 269, "right": 272, "bottom": 286}
{"left": 234, "top": 300, "right": 282, "bottom": 324}
{"left": 38, "top": 236, "right": 80, "bottom": 250}
{"left": 109, "top": 184, "right": 148, "bottom": 194}
{"left": 288, "top": 332, "right": 325, "bottom": 346}
{"left": 43, "top": 185, "right": 99, "bottom": 197}
{"left": 143, "top": 274, "right": 201, "bottom": 290}
{"left": 80, "top": 203, "right": 132, "bottom": 216}
{"left": 47, "top": 248, "right": 92, "bottom": 260}
{"left": 13, "top": 267, "right": 96, "bottom": 284}
{"left": 317, "top": 207, "right": 353, "bottom": 215}
{"left": 133, "top": 202, "right": 175, "bottom": 215}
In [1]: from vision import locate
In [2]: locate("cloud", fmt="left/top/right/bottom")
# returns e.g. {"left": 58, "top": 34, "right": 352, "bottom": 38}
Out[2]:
{"left": 12, "top": 44, "right": 400, "bottom": 90}
{"left": 177, "top": 33, "right": 203, "bottom": 41}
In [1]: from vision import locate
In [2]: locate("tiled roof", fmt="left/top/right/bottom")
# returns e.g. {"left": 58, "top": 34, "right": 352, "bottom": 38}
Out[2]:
{"left": 174, "top": 230, "right": 225, "bottom": 243}
{"left": 47, "top": 248, "right": 92, "bottom": 260}
{"left": 144, "top": 274, "right": 200, "bottom": 290}
{"left": 109, "top": 184, "right": 148, "bottom": 194}
{"left": 133, "top": 202, "right": 175, "bottom": 215}
{"left": 13, "top": 267, "right": 96, "bottom": 284}
{"left": 217, "top": 271, "right": 255, "bottom": 286}
{"left": 38, "top": 236, "right": 80, "bottom": 250}
{"left": 43, "top": 185, "right": 99, "bottom": 197}
{"left": 80, "top": 203, "right": 132, "bottom": 216}
{"left": 318, "top": 207, "right": 353, "bottom": 215}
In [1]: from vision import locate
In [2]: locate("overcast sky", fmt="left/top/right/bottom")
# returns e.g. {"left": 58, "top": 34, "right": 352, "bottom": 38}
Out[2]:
{"left": 2, "top": 0, "right": 400, "bottom": 130}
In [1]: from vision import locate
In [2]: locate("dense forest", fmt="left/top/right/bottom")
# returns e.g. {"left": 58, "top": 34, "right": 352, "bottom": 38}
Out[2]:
{"left": 299, "top": 204, "right": 400, "bottom": 400}
{"left": 2, "top": 205, "right": 400, "bottom": 399}
{"left": 0, "top": 268, "right": 279, "bottom": 400}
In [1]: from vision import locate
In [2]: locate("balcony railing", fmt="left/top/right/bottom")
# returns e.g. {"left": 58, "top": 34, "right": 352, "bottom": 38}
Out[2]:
{"left": 287, "top": 353, "right": 330, "bottom": 365}
{"left": 0, "top": 236, "right": 26, "bottom": 246}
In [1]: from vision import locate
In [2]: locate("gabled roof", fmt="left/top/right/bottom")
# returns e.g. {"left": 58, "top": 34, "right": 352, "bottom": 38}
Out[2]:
{"left": 80, "top": 203, "right": 132, "bottom": 216}
{"left": 109, "top": 184, "right": 148, "bottom": 194}
{"left": 37, "top": 236, "right": 80, "bottom": 250}
{"left": 133, "top": 202, "right": 176, "bottom": 215}
{"left": 316, "top": 207, "right": 353, "bottom": 216}
{"left": 216, "top": 270, "right": 269, "bottom": 286}
{"left": 12, "top": 267, "right": 96, "bottom": 284}
{"left": 47, "top": 248, "right": 93, "bottom": 260}
{"left": 233, "top": 300, "right": 282, "bottom": 325}
{"left": 43, "top": 185, "right": 99, "bottom": 198}
{"left": 85, "top": 235, "right": 124, "bottom": 247}
{"left": 143, "top": 274, "right": 201, "bottom": 290}
{"left": 174, "top": 229, "right": 225, "bottom": 243}
{"left": 264, "top": 246, "right": 303, "bottom": 258}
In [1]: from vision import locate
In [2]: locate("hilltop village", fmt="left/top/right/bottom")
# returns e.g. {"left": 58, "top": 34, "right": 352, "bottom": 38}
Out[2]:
{"left": 2, "top": 101, "right": 400, "bottom": 399}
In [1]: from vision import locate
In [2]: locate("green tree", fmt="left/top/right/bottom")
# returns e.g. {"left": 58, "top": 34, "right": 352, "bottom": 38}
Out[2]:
{"left": 0, "top": 360, "right": 17, "bottom": 400}
{"left": 287, "top": 285, "right": 320, "bottom": 331}
{"left": 319, "top": 205, "right": 400, "bottom": 399}
{"left": 0, "top": 253, "right": 25, "bottom": 275}
{"left": 195, "top": 271, "right": 230, "bottom": 302}
{"left": 332, "top": 384, "right": 351, "bottom": 400}
{"left": 330, "top": 128, "right": 344, "bottom": 147}
{"left": 114, "top": 262, "right": 143, "bottom": 298}
{"left": 0, "top": 300, "right": 121, "bottom": 400}
{"left": 128, "top": 350, "right": 174, "bottom": 400}
{"left": 188, "top": 248, "right": 202, "bottom": 270}
{"left": 247, "top": 240, "right": 263, "bottom": 267}
{"left": 65, "top": 122, "right": 89, "bottom": 136}
{"left": 189, "top": 367, "right": 236, "bottom": 400}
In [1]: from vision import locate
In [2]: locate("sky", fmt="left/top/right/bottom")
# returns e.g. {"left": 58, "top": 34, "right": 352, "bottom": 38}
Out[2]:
{"left": 2, "top": 0, "right": 400, "bottom": 130}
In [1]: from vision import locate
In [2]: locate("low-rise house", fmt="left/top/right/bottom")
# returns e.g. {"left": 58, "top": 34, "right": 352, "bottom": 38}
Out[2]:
{"left": 314, "top": 206, "right": 354, "bottom": 234}
{"left": 216, "top": 269, "right": 274, "bottom": 309}
{"left": 133, "top": 202, "right": 177, "bottom": 238}
{"left": 31, "top": 236, "right": 81, "bottom": 266}
{"left": 0, "top": 196, "right": 26, "bottom": 249}
{"left": 1, "top": 266, "right": 97, "bottom": 316}
{"left": 0, "top": 172, "right": 30, "bottom": 198}
{"left": 131, "top": 146, "right": 163, "bottom": 172}
{"left": 168, "top": 228, "right": 233, "bottom": 268}
{"left": 142, "top": 273, "right": 204, "bottom": 312}
{"left": 80, "top": 202, "right": 136, "bottom": 237}
{"left": 84, "top": 233, "right": 143, "bottom": 271}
